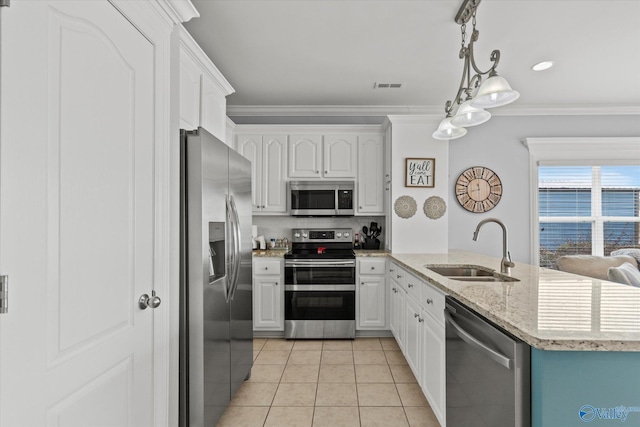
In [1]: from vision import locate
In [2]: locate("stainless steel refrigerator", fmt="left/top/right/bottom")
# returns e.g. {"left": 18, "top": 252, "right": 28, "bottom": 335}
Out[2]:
{"left": 179, "top": 127, "right": 253, "bottom": 427}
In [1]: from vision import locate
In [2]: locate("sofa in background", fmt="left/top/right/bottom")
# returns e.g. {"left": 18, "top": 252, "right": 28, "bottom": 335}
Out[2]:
{"left": 557, "top": 248, "right": 640, "bottom": 287}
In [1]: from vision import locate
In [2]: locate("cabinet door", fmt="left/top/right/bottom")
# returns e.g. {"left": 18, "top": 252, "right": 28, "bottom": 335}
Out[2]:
{"left": 357, "top": 134, "right": 384, "bottom": 214}
{"left": 236, "top": 134, "right": 263, "bottom": 211}
{"left": 288, "top": 135, "right": 322, "bottom": 177}
{"left": 200, "top": 74, "right": 227, "bottom": 141}
{"left": 261, "top": 135, "right": 288, "bottom": 213}
{"left": 357, "top": 275, "right": 386, "bottom": 329}
{"left": 395, "top": 285, "right": 406, "bottom": 350}
{"left": 253, "top": 275, "right": 283, "bottom": 330}
{"left": 324, "top": 134, "right": 356, "bottom": 178}
{"left": 404, "top": 296, "right": 423, "bottom": 379}
{"left": 422, "top": 311, "right": 446, "bottom": 426}
{"left": 179, "top": 47, "right": 201, "bottom": 131}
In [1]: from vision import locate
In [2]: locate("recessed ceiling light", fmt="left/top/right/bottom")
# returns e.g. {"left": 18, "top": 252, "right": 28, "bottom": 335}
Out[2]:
{"left": 531, "top": 61, "right": 554, "bottom": 71}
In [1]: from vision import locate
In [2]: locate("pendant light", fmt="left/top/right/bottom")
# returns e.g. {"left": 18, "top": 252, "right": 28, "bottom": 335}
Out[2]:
{"left": 432, "top": 116, "right": 467, "bottom": 140}
{"left": 451, "top": 99, "right": 491, "bottom": 127}
{"left": 433, "top": 0, "right": 519, "bottom": 140}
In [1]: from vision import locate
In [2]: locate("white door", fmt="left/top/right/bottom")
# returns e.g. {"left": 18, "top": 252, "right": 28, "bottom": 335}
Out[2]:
{"left": 1, "top": 2, "right": 156, "bottom": 426}
{"left": 357, "top": 276, "right": 386, "bottom": 329}
{"left": 262, "top": 135, "right": 288, "bottom": 213}
{"left": 236, "top": 134, "right": 263, "bottom": 211}
{"left": 324, "top": 134, "right": 356, "bottom": 178}
{"left": 288, "top": 135, "right": 322, "bottom": 178}
{"left": 357, "top": 134, "right": 384, "bottom": 214}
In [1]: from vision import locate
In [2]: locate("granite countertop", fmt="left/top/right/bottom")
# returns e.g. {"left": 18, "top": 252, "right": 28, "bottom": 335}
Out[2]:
{"left": 252, "top": 248, "right": 289, "bottom": 258}
{"left": 354, "top": 249, "right": 390, "bottom": 257}
{"left": 390, "top": 251, "right": 640, "bottom": 352}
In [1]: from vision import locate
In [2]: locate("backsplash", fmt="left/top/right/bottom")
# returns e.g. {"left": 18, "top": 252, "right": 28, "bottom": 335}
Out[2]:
{"left": 253, "top": 215, "right": 386, "bottom": 246}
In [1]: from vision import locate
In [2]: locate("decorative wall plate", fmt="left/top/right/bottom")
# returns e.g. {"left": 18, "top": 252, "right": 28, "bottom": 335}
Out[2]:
{"left": 455, "top": 166, "right": 502, "bottom": 213}
{"left": 394, "top": 195, "right": 417, "bottom": 219}
{"left": 423, "top": 196, "right": 447, "bottom": 219}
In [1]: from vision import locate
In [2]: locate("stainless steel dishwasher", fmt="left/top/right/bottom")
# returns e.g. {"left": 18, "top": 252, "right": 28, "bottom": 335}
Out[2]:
{"left": 444, "top": 297, "right": 530, "bottom": 427}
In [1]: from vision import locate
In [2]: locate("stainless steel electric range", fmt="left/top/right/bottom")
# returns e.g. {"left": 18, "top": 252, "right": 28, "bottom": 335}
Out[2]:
{"left": 284, "top": 228, "right": 356, "bottom": 339}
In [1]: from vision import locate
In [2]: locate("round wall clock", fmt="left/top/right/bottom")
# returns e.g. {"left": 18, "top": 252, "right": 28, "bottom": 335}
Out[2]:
{"left": 455, "top": 166, "right": 502, "bottom": 213}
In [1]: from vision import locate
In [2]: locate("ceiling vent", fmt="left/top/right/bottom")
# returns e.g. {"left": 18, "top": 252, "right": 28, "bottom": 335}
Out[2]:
{"left": 373, "top": 82, "right": 403, "bottom": 89}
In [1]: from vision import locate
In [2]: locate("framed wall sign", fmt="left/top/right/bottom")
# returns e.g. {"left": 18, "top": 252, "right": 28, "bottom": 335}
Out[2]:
{"left": 405, "top": 158, "right": 435, "bottom": 187}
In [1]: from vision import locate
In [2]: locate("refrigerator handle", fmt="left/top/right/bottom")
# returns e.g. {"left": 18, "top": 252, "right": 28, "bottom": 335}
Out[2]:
{"left": 229, "top": 195, "right": 241, "bottom": 300}
{"left": 224, "top": 194, "right": 234, "bottom": 303}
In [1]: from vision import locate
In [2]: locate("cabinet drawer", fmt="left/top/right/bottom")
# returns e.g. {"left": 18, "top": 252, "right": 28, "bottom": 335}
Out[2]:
{"left": 421, "top": 282, "right": 445, "bottom": 324}
{"left": 405, "top": 272, "right": 421, "bottom": 302}
{"left": 359, "top": 258, "right": 386, "bottom": 275}
{"left": 392, "top": 266, "right": 408, "bottom": 291}
{"left": 253, "top": 259, "right": 281, "bottom": 275}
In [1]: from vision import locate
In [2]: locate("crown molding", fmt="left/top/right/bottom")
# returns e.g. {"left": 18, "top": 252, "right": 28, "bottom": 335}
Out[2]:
{"left": 227, "top": 104, "right": 640, "bottom": 118}
{"left": 155, "top": 0, "right": 199, "bottom": 24}
{"left": 226, "top": 105, "right": 441, "bottom": 117}
{"left": 231, "top": 124, "right": 384, "bottom": 134}
{"left": 177, "top": 26, "right": 235, "bottom": 96}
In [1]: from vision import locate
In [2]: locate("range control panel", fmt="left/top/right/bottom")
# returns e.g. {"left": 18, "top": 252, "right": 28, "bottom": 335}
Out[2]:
{"left": 291, "top": 228, "right": 353, "bottom": 243}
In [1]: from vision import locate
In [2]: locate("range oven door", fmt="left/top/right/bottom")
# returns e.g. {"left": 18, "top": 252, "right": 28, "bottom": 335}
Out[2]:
{"left": 284, "top": 285, "right": 356, "bottom": 321}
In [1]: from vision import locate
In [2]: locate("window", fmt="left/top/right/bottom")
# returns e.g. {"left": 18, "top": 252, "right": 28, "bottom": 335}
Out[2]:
{"left": 524, "top": 137, "right": 640, "bottom": 267}
{"left": 538, "top": 165, "right": 640, "bottom": 269}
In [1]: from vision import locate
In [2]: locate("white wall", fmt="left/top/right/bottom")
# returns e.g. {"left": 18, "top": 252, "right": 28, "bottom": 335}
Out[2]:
{"left": 448, "top": 115, "right": 640, "bottom": 264}
{"left": 388, "top": 116, "right": 449, "bottom": 253}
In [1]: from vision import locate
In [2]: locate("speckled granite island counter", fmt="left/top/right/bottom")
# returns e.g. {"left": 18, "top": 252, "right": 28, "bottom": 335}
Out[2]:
{"left": 390, "top": 251, "right": 640, "bottom": 426}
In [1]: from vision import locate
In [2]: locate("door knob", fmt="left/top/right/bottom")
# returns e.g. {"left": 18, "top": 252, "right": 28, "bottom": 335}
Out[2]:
{"left": 139, "top": 290, "right": 161, "bottom": 309}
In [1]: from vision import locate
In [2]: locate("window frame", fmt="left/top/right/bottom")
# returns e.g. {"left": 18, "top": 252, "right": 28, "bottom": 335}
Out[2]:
{"left": 523, "top": 137, "right": 640, "bottom": 266}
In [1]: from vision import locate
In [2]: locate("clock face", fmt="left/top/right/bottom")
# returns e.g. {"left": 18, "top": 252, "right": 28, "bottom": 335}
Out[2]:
{"left": 455, "top": 167, "right": 502, "bottom": 213}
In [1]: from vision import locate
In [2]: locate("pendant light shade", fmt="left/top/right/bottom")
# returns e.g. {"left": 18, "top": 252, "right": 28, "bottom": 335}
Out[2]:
{"left": 432, "top": 117, "right": 467, "bottom": 140}
{"left": 470, "top": 75, "right": 520, "bottom": 109}
{"left": 450, "top": 100, "right": 491, "bottom": 127}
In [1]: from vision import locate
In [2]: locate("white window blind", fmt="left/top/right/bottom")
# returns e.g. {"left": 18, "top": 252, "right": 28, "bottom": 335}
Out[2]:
{"left": 539, "top": 165, "right": 640, "bottom": 269}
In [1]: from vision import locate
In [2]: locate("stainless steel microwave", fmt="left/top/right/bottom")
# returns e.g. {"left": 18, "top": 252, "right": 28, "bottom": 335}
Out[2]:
{"left": 289, "top": 181, "right": 354, "bottom": 216}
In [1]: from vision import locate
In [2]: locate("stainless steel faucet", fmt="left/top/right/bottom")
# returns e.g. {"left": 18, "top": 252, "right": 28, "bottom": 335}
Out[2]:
{"left": 472, "top": 218, "right": 515, "bottom": 275}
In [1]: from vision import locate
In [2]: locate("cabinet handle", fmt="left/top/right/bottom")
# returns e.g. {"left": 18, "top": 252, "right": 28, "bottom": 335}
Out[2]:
{"left": 426, "top": 298, "right": 433, "bottom": 304}
{"left": 414, "top": 313, "right": 419, "bottom": 318}
{"left": 392, "top": 288, "right": 397, "bottom": 293}
{"left": 418, "top": 317, "right": 424, "bottom": 323}
{"left": 315, "top": 170, "right": 319, "bottom": 174}
{"left": 361, "top": 282, "right": 365, "bottom": 285}
{"left": 408, "top": 284, "right": 414, "bottom": 288}
{"left": 264, "top": 267, "right": 269, "bottom": 270}
{"left": 371, "top": 266, "right": 375, "bottom": 270}
{"left": 390, "top": 269, "right": 395, "bottom": 272}
{"left": 325, "top": 170, "right": 328, "bottom": 174}
{"left": 397, "top": 275, "right": 402, "bottom": 279}
{"left": 275, "top": 282, "right": 278, "bottom": 286}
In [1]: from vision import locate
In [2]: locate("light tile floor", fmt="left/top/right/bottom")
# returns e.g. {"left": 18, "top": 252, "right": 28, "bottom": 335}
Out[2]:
{"left": 217, "top": 337, "right": 441, "bottom": 427}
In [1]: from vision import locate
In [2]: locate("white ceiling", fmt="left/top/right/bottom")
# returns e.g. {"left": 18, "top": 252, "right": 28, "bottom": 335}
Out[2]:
{"left": 184, "top": 0, "right": 640, "bottom": 122}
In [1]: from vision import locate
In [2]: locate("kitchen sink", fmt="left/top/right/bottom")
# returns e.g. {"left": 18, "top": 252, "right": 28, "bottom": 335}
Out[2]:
{"left": 425, "top": 265, "right": 520, "bottom": 282}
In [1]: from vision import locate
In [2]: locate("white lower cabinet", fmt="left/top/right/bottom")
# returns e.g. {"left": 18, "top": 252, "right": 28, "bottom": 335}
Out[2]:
{"left": 422, "top": 308, "right": 446, "bottom": 425}
{"left": 356, "top": 258, "right": 387, "bottom": 330}
{"left": 404, "top": 294, "right": 423, "bottom": 378}
{"left": 252, "top": 258, "right": 284, "bottom": 331}
{"left": 388, "top": 262, "right": 447, "bottom": 427}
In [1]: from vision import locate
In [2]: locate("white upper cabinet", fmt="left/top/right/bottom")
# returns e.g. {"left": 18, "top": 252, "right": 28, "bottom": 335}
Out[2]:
{"left": 357, "top": 134, "right": 384, "bottom": 214}
{"left": 289, "top": 134, "right": 357, "bottom": 178}
{"left": 236, "top": 134, "right": 288, "bottom": 214}
{"left": 288, "top": 135, "right": 322, "bottom": 178}
{"left": 178, "top": 26, "right": 234, "bottom": 143}
{"left": 324, "top": 135, "right": 357, "bottom": 178}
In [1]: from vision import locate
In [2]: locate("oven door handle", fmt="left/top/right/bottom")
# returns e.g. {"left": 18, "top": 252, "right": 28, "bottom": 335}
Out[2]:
{"left": 285, "top": 284, "right": 356, "bottom": 291}
{"left": 285, "top": 260, "right": 356, "bottom": 267}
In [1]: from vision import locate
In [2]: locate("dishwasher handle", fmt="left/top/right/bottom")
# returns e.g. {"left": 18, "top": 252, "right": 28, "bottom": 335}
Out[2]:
{"left": 444, "top": 309, "right": 512, "bottom": 369}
